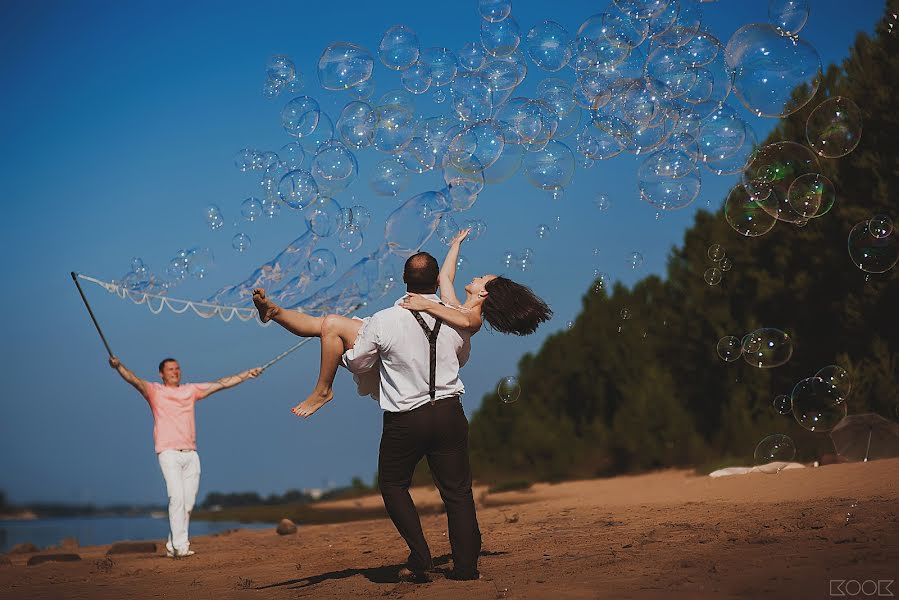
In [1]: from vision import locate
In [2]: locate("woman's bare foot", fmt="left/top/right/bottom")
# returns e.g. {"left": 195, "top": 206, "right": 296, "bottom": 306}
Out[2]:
{"left": 291, "top": 389, "right": 334, "bottom": 419}
{"left": 252, "top": 288, "right": 280, "bottom": 323}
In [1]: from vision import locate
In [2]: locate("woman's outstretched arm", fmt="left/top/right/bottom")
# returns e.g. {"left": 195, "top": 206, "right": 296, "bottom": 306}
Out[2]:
{"left": 438, "top": 228, "right": 470, "bottom": 306}
{"left": 399, "top": 293, "right": 482, "bottom": 332}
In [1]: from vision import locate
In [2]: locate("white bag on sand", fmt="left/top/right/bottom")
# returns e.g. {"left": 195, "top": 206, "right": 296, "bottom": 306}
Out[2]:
{"left": 709, "top": 462, "right": 806, "bottom": 477}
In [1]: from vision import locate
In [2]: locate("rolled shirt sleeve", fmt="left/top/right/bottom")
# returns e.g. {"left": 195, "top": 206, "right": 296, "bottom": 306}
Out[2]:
{"left": 341, "top": 314, "right": 381, "bottom": 374}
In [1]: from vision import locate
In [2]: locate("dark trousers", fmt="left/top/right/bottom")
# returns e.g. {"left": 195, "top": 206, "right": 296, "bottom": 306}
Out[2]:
{"left": 378, "top": 397, "right": 482, "bottom": 574}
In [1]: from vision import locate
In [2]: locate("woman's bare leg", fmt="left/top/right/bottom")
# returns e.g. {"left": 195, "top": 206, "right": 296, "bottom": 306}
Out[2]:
{"left": 292, "top": 315, "right": 363, "bottom": 418}
{"left": 252, "top": 288, "right": 323, "bottom": 337}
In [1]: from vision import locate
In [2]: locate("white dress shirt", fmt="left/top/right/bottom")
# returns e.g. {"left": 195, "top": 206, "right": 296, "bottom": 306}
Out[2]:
{"left": 342, "top": 294, "right": 472, "bottom": 412}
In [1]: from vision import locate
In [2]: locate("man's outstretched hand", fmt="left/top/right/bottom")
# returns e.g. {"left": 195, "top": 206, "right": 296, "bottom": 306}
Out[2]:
{"left": 108, "top": 356, "right": 121, "bottom": 369}
{"left": 247, "top": 367, "right": 263, "bottom": 379}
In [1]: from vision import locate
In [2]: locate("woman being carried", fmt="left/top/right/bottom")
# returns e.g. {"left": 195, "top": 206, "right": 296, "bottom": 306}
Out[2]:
{"left": 252, "top": 228, "right": 552, "bottom": 418}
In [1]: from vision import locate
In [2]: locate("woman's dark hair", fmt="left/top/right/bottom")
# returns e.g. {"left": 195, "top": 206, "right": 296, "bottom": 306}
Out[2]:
{"left": 482, "top": 276, "right": 552, "bottom": 335}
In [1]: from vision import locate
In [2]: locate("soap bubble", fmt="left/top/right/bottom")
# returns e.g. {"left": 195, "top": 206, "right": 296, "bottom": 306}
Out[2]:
{"left": 234, "top": 148, "right": 259, "bottom": 172}
{"left": 338, "top": 226, "right": 364, "bottom": 252}
{"left": 638, "top": 151, "right": 702, "bottom": 211}
{"left": 773, "top": 395, "right": 792, "bottom": 415}
{"left": 628, "top": 251, "right": 644, "bottom": 269}
{"left": 370, "top": 158, "right": 409, "bottom": 197}
{"left": 130, "top": 257, "right": 146, "bottom": 273}
{"left": 724, "top": 185, "right": 777, "bottom": 237}
{"left": 385, "top": 190, "right": 448, "bottom": 257}
{"left": 613, "top": 0, "right": 672, "bottom": 21}
{"left": 449, "top": 120, "right": 506, "bottom": 173}
{"left": 704, "top": 267, "right": 722, "bottom": 285}
{"left": 373, "top": 104, "right": 415, "bottom": 153}
{"left": 719, "top": 257, "right": 732, "bottom": 272}
{"left": 708, "top": 244, "right": 725, "bottom": 261}
{"left": 379, "top": 25, "right": 420, "bottom": 70}
{"left": 450, "top": 72, "right": 493, "bottom": 122}
{"left": 443, "top": 163, "right": 485, "bottom": 211}
{"left": 791, "top": 376, "right": 848, "bottom": 432}
{"left": 620, "top": 308, "right": 631, "bottom": 320}
{"left": 482, "top": 142, "right": 524, "bottom": 184}
{"left": 526, "top": 20, "right": 573, "bottom": 72}
{"left": 348, "top": 77, "right": 375, "bottom": 101}
{"left": 536, "top": 224, "right": 550, "bottom": 239}
{"left": 318, "top": 42, "right": 374, "bottom": 91}
{"left": 463, "top": 219, "right": 487, "bottom": 241}
{"left": 787, "top": 173, "right": 835, "bottom": 219}
{"left": 847, "top": 220, "right": 899, "bottom": 274}
{"left": 716, "top": 336, "right": 742, "bottom": 362}
{"left": 337, "top": 101, "right": 377, "bottom": 149}
{"left": 241, "top": 197, "right": 263, "bottom": 222}
{"left": 279, "top": 141, "right": 306, "bottom": 170}
{"left": 481, "top": 16, "right": 521, "bottom": 58}
{"left": 419, "top": 47, "right": 458, "bottom": 87}
{"left": 347, "top": 206, "right": 372, "bottom": 230}
{"left": 741, "top": 328, "right": 793, "bottom": 369}
{"left": 278, "top": 169, "right": 318, "bottom": 210}
{"left": 232, "top": 233, "right": 251, "bottom": 252}
{"left": 805, "top": 96, "right": 862, "bottom": 158}
{"left": 186, "top": 247, "right": 214, "bottom": 279}
{"left": 754, "top": 434, "right": 796, "bottom": 471}
{"left": 479, "top": 0, "right": 512, "bottom": 23}
{"left": 458, "top": 42, "right": 487, "bottom": 71}
{"left": 594, "top": 193, "right": 611, "bottom": 211}
{"left": 501, "top": 250, "right": 517, "bottom": 269}
{"left": 261, "top": 197, "right": 280, "bottom": 219}
{"left": 743, "top": 142, "right": 821, "bottom": 212}
{"left": 815, "top": 365, "right": 851, "bottom": 401}
{"left": 308, "top": 248, "right": 337, "bottom": 280}
{"left": 204, "top": 205, "right": 224, "bottom": 230}
{"left": 523, "top": 140, "right": 575, "bottom": 193}
{"left": 312, "top": 140, "right": 358, "bottom": 196}
{"left": 725, "top": 23, "right": 821, "bottom": 117}
{"left": 869, "top": 215, "right": 893, "bottom": 239}
{"left": 401, "top": 60, "right": 432, "bottom": 94}
{"left": 497, "top": 375, "right": 521, "bottom": 403}
{"left": 768, "top": 0, "right": 810, "bottom": 37}
{"left": 266, "top": 55, "right": 296, "bottom": 84}
{"left": 281, "top": 96, "right": 321, "bottom": 138}
{"left": 304, "top": 196, "right": 342, "bottom": 237}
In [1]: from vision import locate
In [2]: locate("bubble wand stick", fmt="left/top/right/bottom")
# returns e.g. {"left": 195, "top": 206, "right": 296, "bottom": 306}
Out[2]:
{"left": 71, "top": 271, "right": 114, "bottom": 357}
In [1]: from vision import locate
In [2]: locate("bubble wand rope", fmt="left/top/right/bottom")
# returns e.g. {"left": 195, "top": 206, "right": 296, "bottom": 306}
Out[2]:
{"left": 71, "top": 271, "right": 114, "bottom": 357}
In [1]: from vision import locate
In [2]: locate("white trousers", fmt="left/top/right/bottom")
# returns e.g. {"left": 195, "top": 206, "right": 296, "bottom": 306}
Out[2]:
{"left": 158, "top": 449, "right": 201, "bottom": 554}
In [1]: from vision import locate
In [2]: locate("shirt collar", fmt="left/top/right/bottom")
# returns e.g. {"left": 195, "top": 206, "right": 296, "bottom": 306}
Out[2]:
{"left": 394, "top": 292, "right": 440, "bottom": 306}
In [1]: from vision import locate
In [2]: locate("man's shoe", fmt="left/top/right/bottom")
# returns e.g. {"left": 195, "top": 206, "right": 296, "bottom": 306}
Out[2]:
{"left": 165, "top": 549, "right": 196, "bottom": 558}
{"left": 398, "top": 567, "right": 430, "bottom": 583}
{"left": 446, "top": 569, "right": 481, "bottom": 581}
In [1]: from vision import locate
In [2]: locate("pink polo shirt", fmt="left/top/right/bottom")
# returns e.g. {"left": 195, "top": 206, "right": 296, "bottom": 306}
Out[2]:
{"left": 144, "top": 382, "right": 209, "bottom": 454}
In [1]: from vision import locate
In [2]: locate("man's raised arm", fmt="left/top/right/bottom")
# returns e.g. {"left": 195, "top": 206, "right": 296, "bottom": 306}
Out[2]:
{"left": 195, "top": 367, "right": 262, "bottom": 401}
{"left": 108, "top": 356, "right": 149, "bottom": 398}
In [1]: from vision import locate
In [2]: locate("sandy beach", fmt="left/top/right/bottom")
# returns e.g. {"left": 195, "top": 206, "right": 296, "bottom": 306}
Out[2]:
{"left": 2, "top": 458, "right": 897, "bottom": 600}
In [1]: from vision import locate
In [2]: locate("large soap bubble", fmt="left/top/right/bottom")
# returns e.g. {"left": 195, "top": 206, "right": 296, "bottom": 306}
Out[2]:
{"left": 479, "top": 0, "right": 511, "bottom": 22}
{"left": 401, "top": 61, "right": 432, "bottom": 94}
{"left": 304, "top": 196, "right": 342, "bottom": 237}
{"left": 336, "top": 101, "right": 377, "bottom": 149}
{"left": 791, "top": 377, "right": 848, "bottom": 432}
{"left": 847, "top": 220, "right": 899, "bottom": 274}
{"left": 768, "top": 0, "right": 809, "bottom": 37}
{"left": 374, "top": 105, "right": 415, "bottom": 153}
{"left": 308, "top": 248, "right": 337, "bottom": 280}
{"left": 458, "top": 42, "right": 487, "bottom": 71}
{"left": 754, "top": 434, "right": 796, "bottom": 473}
{"left": 637, "top": 150, "right": 702, "bottom": 211}
{"left": 311, "top": 140, "right": 358, "bottom": 196}
{"left": 522, "top": 140, "right": 575, "bottom": 197}
{"left": 805, "top": 96, "right": 863, "bottom": 159}
{"left": 725, "top": 23, "right": 821, "bottom": 117}
{"left": 448, "top": 120, "right": 505, "bottom": 173}
{"left": 743, "top": 141, "right": 820, "bottom": 208}
{"left": 232, "top": 233, "right": 252, "bottom": 253}
{"left": 385, "top": 190, "right": 449, "bottom": 257}
{"left": 318, "top": 42, "right": 374, "bottom": 91}
{"left": 281, "top": 96, "right": 321, "bottom": 138}
{"left": 724, "top": 185, "right": 777, "bottom": 237}
{"left": 450, "top": 71, "right": 493, "bottom": 122}
{"left": 525, "top": 20, "right": 573, "bottom": 72}
{"left": 481, "top": 16, "right": 521, "bottom": 58}
{"left": 787, "top": 173, "right": 835, "bottom": 219}
{"left": 379, "top": 25, "right": 420, "bottom": 70}
{"left": 741, "top": 328, "right": 793, "bottom": 369}
{"left": 370, "top": 158, "right": 409, "bottom": 197}
{"left": 204, "top": 205, "right": 224, "bottom": 230}
{"left": 419, "top": 47, "right": 459, "bottom": 88}
{"left": 716, "top": 336, "right": 742, "bottom": 362}
{"left": 279, "top": 141, "right": 306, "bottom": 170}
{"left": 815, "top": 365, "right": 851, "bottom": 401}
{"left": 613, "top": 0, "right": 672, "bottom": 21}
{"left": 278, "top": 169, "right": 319, "bottom": 210}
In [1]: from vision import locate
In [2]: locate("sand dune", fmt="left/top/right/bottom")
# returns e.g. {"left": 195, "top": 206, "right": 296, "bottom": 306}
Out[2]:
{"left": 2, "top": 458, "right": 897, "bottom": 599}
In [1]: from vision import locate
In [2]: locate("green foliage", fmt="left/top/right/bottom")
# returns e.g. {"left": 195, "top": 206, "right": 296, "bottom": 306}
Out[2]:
{"left": 469, "top": 4, "right": 899, "bottom": 482}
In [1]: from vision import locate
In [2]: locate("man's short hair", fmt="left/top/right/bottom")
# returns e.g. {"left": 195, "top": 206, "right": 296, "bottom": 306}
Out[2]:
{"left": 403, "top": 252, "right": 439, "bottom": 292}
{"left": 159, "top": 358, "right": 178, "bottom": 372}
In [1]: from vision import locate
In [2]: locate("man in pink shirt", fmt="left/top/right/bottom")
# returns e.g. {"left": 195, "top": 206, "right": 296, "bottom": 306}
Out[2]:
{"left": 108, "top": 355, "right": 261, "bottom": 558}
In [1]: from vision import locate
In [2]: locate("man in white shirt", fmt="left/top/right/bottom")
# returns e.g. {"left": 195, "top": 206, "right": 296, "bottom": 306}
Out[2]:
{"left": 342, "top": 252, "right": 482, "bottom": 582}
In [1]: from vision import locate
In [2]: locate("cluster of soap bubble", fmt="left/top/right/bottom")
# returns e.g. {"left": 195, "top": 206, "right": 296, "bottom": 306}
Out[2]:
{"left": 716, "top": 327, "right": 792, "bottom": 368}
{"left": 703, "top": 243, "right": 730, "bottom": 285}
{"left": 790, "top": 364, "right": 850, "bottom": 432}
{"left": 848, "top": 213, "right": 898, "bottom": 275}
{"left": 119, "top": 248, "right": 216, "bottom": 295}
{"left": 263, "top": 55, "right": 303, "bottom": 98}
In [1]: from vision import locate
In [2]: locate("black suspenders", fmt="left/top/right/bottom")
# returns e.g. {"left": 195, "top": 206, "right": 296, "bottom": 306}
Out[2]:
{"left": 411, "top": 311, "right": 443, "bottom": 401}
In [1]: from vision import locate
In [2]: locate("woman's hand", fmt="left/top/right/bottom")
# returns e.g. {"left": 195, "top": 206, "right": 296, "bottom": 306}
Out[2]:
{"left": 449, "top": 227, "right": 470, "bottom": 246}
{"left": 399, "top": 293, "right": 437, "bottom": 312}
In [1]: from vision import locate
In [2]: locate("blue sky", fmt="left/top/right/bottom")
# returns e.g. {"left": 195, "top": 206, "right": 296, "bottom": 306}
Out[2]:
{"left": 0, "top": 0, "right": 885, "bottom": 504}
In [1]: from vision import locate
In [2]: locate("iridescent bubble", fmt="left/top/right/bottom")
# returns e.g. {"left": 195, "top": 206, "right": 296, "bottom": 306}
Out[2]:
{"left": 337, "top": 101, "right": 377, "bottom": 149}
{"left": 525, "top": 20, "right": 573, "bottom": 72}
{"left": 312, "top": 141, "right": 358, "bottom": 196}
{"left": 479, "top": 0, "right": 512, "bottom": 23}
{"left": 768, "top": 0, "right": 810, "bottom": 36}
{"left": 232, "top": 233, "right": 251, "bottom": 252}
{"left": 847, "top": 220, "right": 899, "bottom": 274}
{"left": 704, "top": 267, "right": 722, "bottom": 285}
{"left": 869, "top": 215, "right": 893, "bottom": 239}
{"left": 708, "top": 244, "right": 725, "bottom": 261}
{"left": 628, "top": 251, "right": 644, "bottom": 269}
{"left": 373, "top": 105, "right": 415, "bottom": 153}
{"left": 204, "top": 205, "right": 224, "bottom": 230}
{"left": 379, "top": 25, "right": 420, "bottom": 70}
{"left": 338, "top": 226, "right": 364, "bottom": 252}
{"left": 773, "top": 395, "right": 792, "bottom": 415}
{"left": 805, "top": 96, "right": 863, "bottom": 158}
{"left": 787, "top": 173, "right": 836, "bottom": 219}
{"left": 481, "top": 16, "right": 521, "bottom": 58}
{"left": 397, "top": 137, "right": 437, "bottom": 174}
{"left": 522, "top": 140, "right": 575, "bottom": 193}
{"left": 401, "top": 60, "right": 432, "bottom": 94}
{"left": 724, "top": 185, "right": 777, "bottom": 237}
{"left": 370, "top": 158, "right": 409, "bottom": 197}
{"left": 716, "top": 335, "right": 742, "bottom": 362}
{"left": 725, "top": 23, "right": 821, "bottom": 117}
{"left": 815, "top": 365, "right": 851, "bottom": 401}
{"left": 744, "top": 142, "right": 821, "bottom": 223}
{"left": 304, "top": 196, "right": 342, "bottom": 237}
{"left": 318, "top": 42, "right": 374, "bottom": 91}
{"left": 281, "top": 96, "right": 321, "bottom": 138}
{"left": 241, "top": 197, "right": 263, "bottom": 222}
{"left": 348, "top": 206, "right": 371, "bottom": 230}
{"left": 308, "top": 248, "right": 337, "bottom": 280}
{"left": 278, "top": 169, "right": 318, "bottom": 210}
{"left": 594, "top": 193, "right": 611, "bottom": 211}
{"left": 791, "top": 377, "right": 848, "bottom": 432}
{"left": 450, "top": 72, "right": 493, "bottom": 122}
{"left": 637, "top": 151, "right": 702, "bottom": 211}
{"left": 742, "top": 328, "right": 793, "bottom": 369}
{"left": 234, "top": 148, "right": 259, "bottom": 172}
{"left": 443, "top": 163, "right": 485, "bottom": 211}
{"left": 497, "top": 375, "right": 521, "bottom": 404}
{"left": 449, "top": 120, "right": 506, "bottom": 173}
{"left": 754, "top": 434, "right": 796, "bottom": 472}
